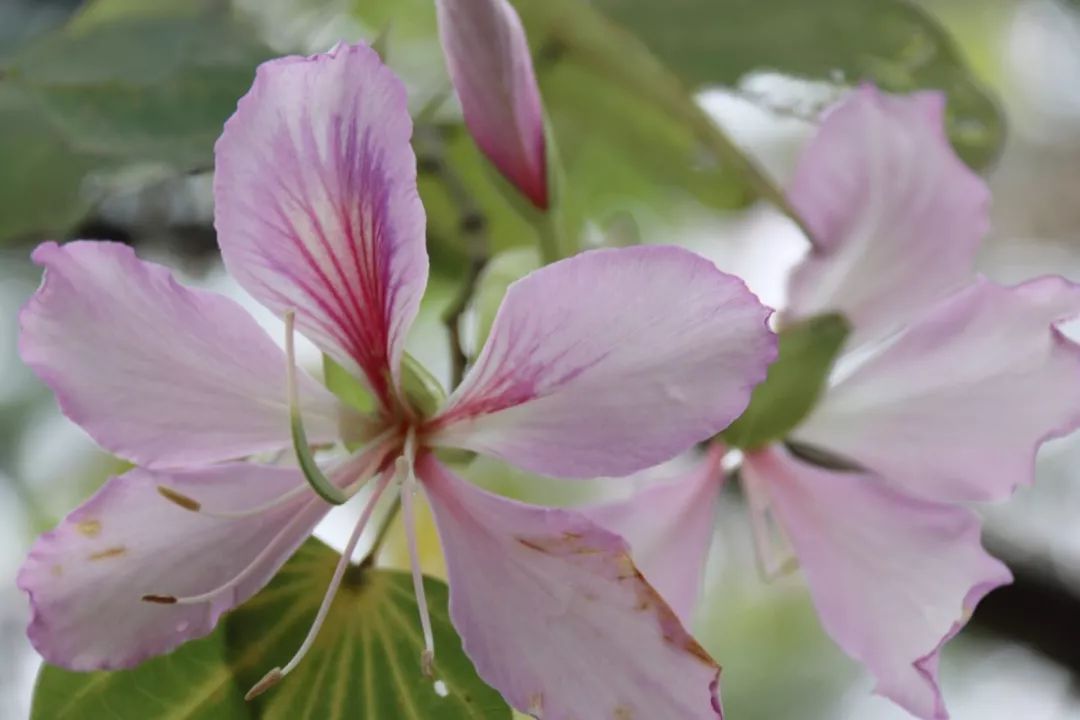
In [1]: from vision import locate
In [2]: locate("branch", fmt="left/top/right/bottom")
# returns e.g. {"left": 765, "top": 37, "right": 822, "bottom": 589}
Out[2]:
{"left": 416, "top": 127, "right": 490, "bottom": 388}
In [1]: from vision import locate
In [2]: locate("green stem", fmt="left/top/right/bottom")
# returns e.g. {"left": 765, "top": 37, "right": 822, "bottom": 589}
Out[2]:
{"left": 361, "top": 496, "right": 402, "bottom": 569}
{"left": 533, "top": 209, "right": 562, "bottom": 265}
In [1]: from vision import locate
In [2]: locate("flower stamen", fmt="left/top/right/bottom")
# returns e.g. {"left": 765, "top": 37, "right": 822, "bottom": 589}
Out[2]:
{"left": 742, "top": 469, "right": 799, "bottom": 580}
{"left": 399, "top": 428, "right": 436, "bottom": 678}
{"left": 245, "top": 467, "right": 394, "bottom": 700}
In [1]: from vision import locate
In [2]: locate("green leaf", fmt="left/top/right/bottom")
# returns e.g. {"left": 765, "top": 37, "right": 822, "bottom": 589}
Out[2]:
{"left": 31, "top": 540, "right": 511, "bottom": 719}
{"left": 0, "top": 0, "right": 271, "bottom": 242}
{"left": 591, "top": 0, "right": 1005, "bottom": 169}
{"left": 226, "top": 541, "right": 509, "bottom": 719}
{"left": 32, "top": 630, "right": 251, "bottom": 720}
{"left": 722, "top": 314, "right": 850, "bottom": 451}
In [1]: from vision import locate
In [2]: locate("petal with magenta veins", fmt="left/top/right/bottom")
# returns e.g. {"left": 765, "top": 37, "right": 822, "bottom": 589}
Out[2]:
{"left": 420, "top": 456, "right": 724, "bottom": 720}
{"left": 742, "top": 446, "right": 1011, "bottom": 720}
{"left": 436, "top": 0, "right": 548, "bottom": 209}
{"left": 583, "top": 446, "right": 724, "bottom": 625}
{"left": 430, "top": 246, "right": 776, "bottom": 479}
{"left": 18, "top": 463, "right": 329, "bottom": 671}
{"left": 215, "top": 43, "right": 428, "bottom": 409}
{"left": 794, "top": 276, "right": 1080, "bottom": 502}
{"left": 19, "top": 241, "right": 340, "bottom": 469}
{"left": 785, "top": 85, "right": 989, "bottom": 346}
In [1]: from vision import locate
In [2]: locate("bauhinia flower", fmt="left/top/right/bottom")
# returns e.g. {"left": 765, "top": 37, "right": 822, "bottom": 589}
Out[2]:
{"left": 17, "top": 43, "right": 778, "bottom": 718}
{"left": 586, "top": 85, "right": 1080, "bottom": 719}
{"left": 435, "top": 0, "right": 548, "bottom": 210}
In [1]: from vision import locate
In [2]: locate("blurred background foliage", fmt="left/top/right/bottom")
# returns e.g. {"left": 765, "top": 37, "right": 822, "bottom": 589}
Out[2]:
{"left": 2, "top": 0, "right": 1080, "bottom": 718}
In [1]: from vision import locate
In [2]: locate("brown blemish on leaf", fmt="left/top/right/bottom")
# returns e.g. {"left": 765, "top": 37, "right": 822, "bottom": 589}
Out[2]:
{"left": 76, "top": 519, "right": 102, "bottom": 537}
{"left": 88, "top": 546, "right": 126, "bottom": 561}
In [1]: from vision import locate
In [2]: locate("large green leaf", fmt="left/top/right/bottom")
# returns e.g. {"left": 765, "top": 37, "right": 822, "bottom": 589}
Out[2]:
{"left": 591, "top": 0, "right": 1005, "bottom": 169}
{"left": 31, "top": 540, "right": 511, "bottom": 719}
{"left": 0, "top": 0, "right": 270, "bottom": 243}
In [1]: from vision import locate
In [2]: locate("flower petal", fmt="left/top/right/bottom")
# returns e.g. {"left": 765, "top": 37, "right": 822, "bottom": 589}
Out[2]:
{"left": 420, "top": 456, "right": 723, "bottom": 720}
{"left": 436, "top": 0, "right": 547, "bottom": 209}
{"left": 215, "top": 43, "right": 428, "bottom": 408}
{"left": 785, "top": 85, "right": 989, "bottom": 345}
{"left": 794, "top": 276, "right": 1080, "bottom": 502}
{"left": 430, "top": 246, "right": 776, "bottom": 478}
{"left": 742, "top": 446, "right": 1011, "bottom": 720}
{"left": 18, "top": 463, "right": 326, "bottom": 670}
{"left": 583, "top": 447, "right": 724, "bottom": 624}
{"left": 19, "top": 241, "right": 340, "bottom": 469}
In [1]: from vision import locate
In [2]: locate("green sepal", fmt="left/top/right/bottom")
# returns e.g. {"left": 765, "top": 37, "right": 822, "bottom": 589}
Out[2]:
{"left": 323, "top": 354, "right": 377, "bottom": 414}
{"left": 722, "top": 314, "right": 850, "bottom": 451}
{"left": 400, "top": 352, "right": 446, "bottom": 420}
{"left": 470, "top": 246, "right": 541, "bottom": 355}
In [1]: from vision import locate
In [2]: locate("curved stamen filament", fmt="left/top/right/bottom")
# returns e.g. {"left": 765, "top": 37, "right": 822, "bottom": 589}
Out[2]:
{"left": 399, "top": 429, "right": 436, "bottom": 677}
{"left": 142, "top": 503, "right": 319, "bottom": 606}
{"left": 246, "top": 467, "right": 394, "bottom": 700}
{"left": 742, "top": 469, "right": 799, "bottom": 581}
{"left": 156, "top": 434, "right": 398, "bottom": 521}
{"left": 285, "top": 309, "right": 348, "bottom": 505}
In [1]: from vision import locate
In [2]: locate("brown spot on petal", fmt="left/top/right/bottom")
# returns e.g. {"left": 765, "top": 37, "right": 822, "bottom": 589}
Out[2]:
{"left": 76, "top": 519, "right": 101, "bottom": 537}
{"left": 516, "top": 538, "right": 548, "bottom": 553}
{"left": 88, "top": 546, "right": 126, "bottom": 561}
{"left": 528, "top": 692, "right": 544, "bottom": 717}
{"left": 50, "top": 564, "right": 63, "bottom": 577}
{"left": 614, "top": 706, "right": 633, "bottom": 720}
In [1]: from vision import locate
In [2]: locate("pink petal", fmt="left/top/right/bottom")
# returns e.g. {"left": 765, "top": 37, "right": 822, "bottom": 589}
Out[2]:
{"left": 785, "top": 85, "right": 989, "bottom": 346}
{"left": 795, "top": 276, "right": 1080, "bottom": 502}
{"left": 430, "top": 246, "right": 776, "bottom": 478}
{"left": 742, "top": 446, "right": 1011, "bottom": 720}
{"left": 19, "top": 241, "right": 340, "bottom": 469}
{"left": 436, "top": 0, "right": 547, "bottom": 209}
{"left": 584, "top": 447, "right": 724, "bottom": 624}
{"left": 419, "top": 456, "right": 723, "bottom": 719}
{"left": 18, "top": 463, "right": 326, "bottom": 670}
{"left": 214, "top": 43, "right": 428, "bottom": 409}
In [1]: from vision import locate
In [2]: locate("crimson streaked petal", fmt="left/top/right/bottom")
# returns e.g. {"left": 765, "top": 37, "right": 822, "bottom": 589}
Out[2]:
{"left": 430, "top": 246, "right": 775, "bottom": 479}
{"left": 215, "top": 43, "right": 428, "bottom": 409}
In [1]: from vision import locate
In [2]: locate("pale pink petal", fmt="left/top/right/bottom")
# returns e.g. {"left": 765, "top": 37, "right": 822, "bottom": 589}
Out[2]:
{"left": 584, "top": 447, "right": 724, "bottom": 624}
{"left": 420, "top": 456, "right": 723, "bottom": 719}
{"left": 18, "top": 463, "right": 326, "bottom": 670}
{"left": 19, "top": 241, "right": 340, "bottom": 469}
{"left": 785, "top": 85, "right": 989, "bottom": 345}
{"left": 742, "top": 447, "right": 1011, "bottom": 720}
{"left": 215, "top": 43, "right": 428, "bottom": 408}
{"left": 436, "top": 0, "right": 547, "bottom": 209}
{"left": 795, "top": 276, "right": 1080, "bottom": 502}
{"left": 430, "top": 246, "right": 775, "bottom": 478}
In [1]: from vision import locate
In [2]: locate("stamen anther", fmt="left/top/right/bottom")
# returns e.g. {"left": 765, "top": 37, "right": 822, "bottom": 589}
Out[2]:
{"left": 157, "top": 486, "right": 201, "bottom": 512}
{"left": 245, "top": 668, "right": 284, "bottom": 700}
{"left": 244, "top": 469, "right": 393, "bottom": 699}
{"left": 141, "top": 594, "right": 177, "bottom": 604}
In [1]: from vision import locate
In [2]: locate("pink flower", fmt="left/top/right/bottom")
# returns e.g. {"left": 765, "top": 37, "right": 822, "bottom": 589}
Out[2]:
{"left": 587, "top": 85, "right": 1080, "bottom": 719}
{"left": 17, "top": 43, "right": 777, "bottom": 718}
{"left": 435, "top": 0, "right": 549, "bottom": 209}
